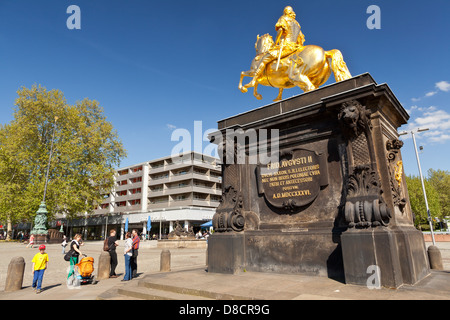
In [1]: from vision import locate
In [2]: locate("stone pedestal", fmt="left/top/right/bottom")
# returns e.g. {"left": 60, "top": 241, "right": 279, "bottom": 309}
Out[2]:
{"left": 341, "top": 227, "right": 429, "bottom": 288}
{"left": 208, "top": 73, "right": 430, "bottom": 288}
{"left": 209, "top": 229, "right": 344, "bottom": 279}
{"left": 33, "top": 234, "right": 48, "bottom": 244}
{"left": 208, "top": 233, "right": 245, "bottom": 274}
{"left": 341, "top": 228, "right": 403, "bottom": 288}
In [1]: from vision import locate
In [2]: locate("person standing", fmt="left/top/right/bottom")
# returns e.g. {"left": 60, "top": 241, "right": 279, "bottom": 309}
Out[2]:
{"left": 122, "top": 232, "right": 133, "bottom": 281}
{"left": 31, "top": 245, "right": 49, "bottom": 294}
{"left": 26, "top": 234, "right": 35, "bottom": 248}
{"left": 61, "top": 235, "right": 67, "bottom": 254}
{"left": 67, "top": 234, "right": 83, "bottom": 283}
{"left": 131, "top": 229, "right": 140, "bottom": 278}
{"left": 107, "top": 229, "right": 119, "bottom": 278}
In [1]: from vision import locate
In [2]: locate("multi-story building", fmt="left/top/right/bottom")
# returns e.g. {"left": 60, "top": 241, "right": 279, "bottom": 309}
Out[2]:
{"left": 65, "top": 152, "right": 221, "bottom": 240}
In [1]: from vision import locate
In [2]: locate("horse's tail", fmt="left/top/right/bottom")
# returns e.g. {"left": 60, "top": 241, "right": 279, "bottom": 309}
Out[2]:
{"left": 325, "top": 49, "right": 352, "bottom": 82}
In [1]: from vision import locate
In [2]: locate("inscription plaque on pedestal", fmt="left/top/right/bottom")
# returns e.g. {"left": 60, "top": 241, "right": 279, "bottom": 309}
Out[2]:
{"left": 256, "top": 148, "right": 328, "bottom": 211}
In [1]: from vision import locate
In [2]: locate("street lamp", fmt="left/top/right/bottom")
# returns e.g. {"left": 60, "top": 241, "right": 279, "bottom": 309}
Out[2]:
{"left": 399, "top": 127, "right": 436, "bottom": 245}
{"left": 31, "top": 116, "right": 58, "bottom": 243}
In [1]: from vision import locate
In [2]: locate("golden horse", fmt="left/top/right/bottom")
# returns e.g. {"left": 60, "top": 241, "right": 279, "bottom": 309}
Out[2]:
{"left": 238, "top": 34, "right": 352, "bottom": 101}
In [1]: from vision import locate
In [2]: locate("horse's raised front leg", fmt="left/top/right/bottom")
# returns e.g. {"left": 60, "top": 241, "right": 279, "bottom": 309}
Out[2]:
{"left": 239, "top": 70, "right": 254, "bottom": 93}
{"left": 273, "top": 88, "right": 283, "bottom": 102}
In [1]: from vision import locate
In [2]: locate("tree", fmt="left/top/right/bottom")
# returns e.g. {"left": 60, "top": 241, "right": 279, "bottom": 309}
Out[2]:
{"left": 0, "top": 85, "right": 126, "bottom": 236}
{"left": 405, "top": 175, "right": 441, "bottom": 229}
{"left": 427, "top": 169, "right": 450, "bottom": 219}
{"left": 0, "top": 125, "right": 30, "bottom": 239}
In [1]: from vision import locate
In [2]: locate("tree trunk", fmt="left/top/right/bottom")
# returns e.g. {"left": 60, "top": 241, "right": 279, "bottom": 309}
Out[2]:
{"left": 6, "top": 217, "right": 12, "bottom": 241}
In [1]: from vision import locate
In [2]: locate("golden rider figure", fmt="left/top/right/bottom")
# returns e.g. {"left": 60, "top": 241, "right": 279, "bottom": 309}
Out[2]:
{"left": 249, "top": 6, "right": 305, "bottom": 86}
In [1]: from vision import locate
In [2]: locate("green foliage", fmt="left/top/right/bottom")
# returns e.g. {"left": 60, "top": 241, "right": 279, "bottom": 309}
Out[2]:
{"left": 405, "top": 175, "right": 442, "bottom": 228}
{"left": 0, "top": 85, "right": 127, "bottom": 224}
{"left": 427, "top": 169, "right": 450, "bottom": 219}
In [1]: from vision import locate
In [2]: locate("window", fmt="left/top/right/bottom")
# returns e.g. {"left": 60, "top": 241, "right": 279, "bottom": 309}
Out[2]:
{"left": 130, "top": 188, "right": 141, "bottom": 194}
{"left": 117, "top": 180, "right": 127, "bottom": 186}
{"left": 116, "top": 190, "right": 127, "bottom": 196}
{"left": 100, "top": 203, "right": 109, "bottom": 209}
{"left": 116, "top": 201, "right": 127, "bottom": 207}
{"left": 118, "top": 169, "right": 128, "bottom": 175}
{"left": 173, "top": 170, "right": 188, "bottom": 176}
{"left": 132, "top": 166, "right": 142, "bottom": 172}
{"left": 152, "top": 174, "right": 168, "bottom": 180}
{"left": 129, "top": 199, "right": 141, "bottom": 206}
{"left": 150, "top": 197, "right": 168, "bottom": 204}
{"left": 151, "top": 162, "right": 164, "bottom": 169}
{"left": 130, "top": 177, "right": 142, "bottom": 183}
{"left": 193, "top": 193, "right": 206, "bottom": 200}
{"left": 175, "top": 195, "right": 187, "bottom": 201}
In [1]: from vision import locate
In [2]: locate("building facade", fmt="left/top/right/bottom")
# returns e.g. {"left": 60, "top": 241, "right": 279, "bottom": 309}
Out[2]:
{"left": 61, "top": 152, "right": 221, "bottom": 240}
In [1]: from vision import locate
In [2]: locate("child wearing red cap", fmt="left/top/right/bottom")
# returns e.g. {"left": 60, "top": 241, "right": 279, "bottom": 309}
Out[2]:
{"left": 31, "top": 244, "right": 49, "bottom": 294}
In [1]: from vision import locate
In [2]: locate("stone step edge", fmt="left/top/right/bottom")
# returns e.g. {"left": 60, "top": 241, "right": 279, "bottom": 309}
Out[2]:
{"left": 138, "top": 278, "right": 257, "bottom": 300}
{"left": 118, "top": 285, "right": 214, "bottom": 300}
{"left": 96, "top": 285, "right": 143, "bottom": 300}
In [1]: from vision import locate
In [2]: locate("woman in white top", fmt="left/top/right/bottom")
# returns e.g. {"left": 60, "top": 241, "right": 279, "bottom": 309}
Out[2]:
{"left": 122, "top": 232, "right": 133, "bottom": 281}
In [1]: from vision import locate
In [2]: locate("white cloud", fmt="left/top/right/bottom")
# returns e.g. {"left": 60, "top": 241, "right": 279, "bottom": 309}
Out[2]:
{"left": 423, "top": 130, "right": 443, "bottom": 137}
{"left": 402, "top": 107, "right": 450, "bottom": 144}
{"left": 415, "top": 109, "right": 450, "bottom": 130}
{"left": 166, "top": 124, "right": 177, "bottom": 130}
{"left": 429, "top": 134, "right": 450, "bottom": 143}
{"left": 411, "top": 81, "right": 450, "bottom": 101}
{"left": 436, "top": 81, "right": 450, "bottom": 92}
{"left": 406, "top": 105, "right": 418, "bottom": 114}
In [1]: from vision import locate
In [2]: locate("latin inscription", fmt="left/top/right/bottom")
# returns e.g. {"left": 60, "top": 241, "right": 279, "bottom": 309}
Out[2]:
{"left": 257, "top": 149, "right": 328, "bottom": 209}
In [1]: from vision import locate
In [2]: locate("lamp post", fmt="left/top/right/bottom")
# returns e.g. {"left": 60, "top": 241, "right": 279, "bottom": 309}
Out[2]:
{"left": 399, "top": 128, "right": 436, "bottom": 245}
{"left": 159, "top": 211, "right": 162, "bottom": 240}
{"left": 31, "top": 116, "right": 58, "bottom": 243}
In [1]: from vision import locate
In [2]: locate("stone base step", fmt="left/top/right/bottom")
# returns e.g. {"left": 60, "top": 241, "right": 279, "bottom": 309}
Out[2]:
{"left": 97, "top": 278, "right": 214, "bottom": 300}
{"left": 97, "top": 285, "right": 144, "bottom": 300}
{"left": 138, "top": 279, "right": 251, "bottom": 300}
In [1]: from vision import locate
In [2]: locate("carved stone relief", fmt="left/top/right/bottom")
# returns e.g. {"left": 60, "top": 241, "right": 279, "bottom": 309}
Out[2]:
{"left": 339, "top": 99, "right": 391, "bottom": 228}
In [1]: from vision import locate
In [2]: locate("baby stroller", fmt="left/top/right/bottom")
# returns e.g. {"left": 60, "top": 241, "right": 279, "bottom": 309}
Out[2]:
{"left": 75, "top": 255, "right": 97, "bottom": 285}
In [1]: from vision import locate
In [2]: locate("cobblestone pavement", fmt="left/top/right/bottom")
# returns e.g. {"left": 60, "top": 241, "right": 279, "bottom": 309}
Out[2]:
{"left": 0, "top": 240, "right": 448, "bottom": 300}
{"left": 0, "top": 240, "right": 207, "bottom": 299}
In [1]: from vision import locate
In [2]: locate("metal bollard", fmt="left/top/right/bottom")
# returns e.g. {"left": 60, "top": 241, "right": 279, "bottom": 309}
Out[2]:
{"left": 5, "top": 257, "right": 25, "bottom": 292}
{"left": 97, "top": 251, "right": 111, "bottom": 280}
{"left": 160, "top": 249, "right": 171, "bottom": 272}
{"left": 428, "top": 245, "right": 443, "bottom": 270}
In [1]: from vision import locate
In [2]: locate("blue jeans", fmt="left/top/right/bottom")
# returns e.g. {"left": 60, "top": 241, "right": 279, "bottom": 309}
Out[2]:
{"left": 32, "top": 269, "right": 45, "bottom": 290}
{"left": 123, "top": 254, "right": 132, "bottom": 281}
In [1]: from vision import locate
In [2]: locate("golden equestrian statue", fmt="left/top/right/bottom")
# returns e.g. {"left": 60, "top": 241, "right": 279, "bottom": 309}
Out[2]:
{"left": 239, "top": 6, "right": 352, "bottom": 101}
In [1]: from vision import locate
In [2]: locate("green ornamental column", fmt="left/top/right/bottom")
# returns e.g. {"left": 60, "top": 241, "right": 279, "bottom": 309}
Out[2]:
{"left": 31, "top": 201, "right": 49, "bottom": 243}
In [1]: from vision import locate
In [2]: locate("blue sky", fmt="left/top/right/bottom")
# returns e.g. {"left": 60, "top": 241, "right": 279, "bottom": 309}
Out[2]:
{"left": 0, "top": 0, "right": 449, "bottom": 178}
